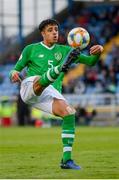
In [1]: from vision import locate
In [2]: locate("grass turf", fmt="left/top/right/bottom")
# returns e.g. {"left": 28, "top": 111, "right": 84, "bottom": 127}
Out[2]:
{"left": 0, "top": 126, "right": 119, "bottom": 179}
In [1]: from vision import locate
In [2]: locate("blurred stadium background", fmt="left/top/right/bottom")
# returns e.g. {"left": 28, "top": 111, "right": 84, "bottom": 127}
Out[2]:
{"left": 0, "top": 0, "right": 119, "bottom": 179}
{"left": 0, "top": 0, "right": 119, "bottom": 127}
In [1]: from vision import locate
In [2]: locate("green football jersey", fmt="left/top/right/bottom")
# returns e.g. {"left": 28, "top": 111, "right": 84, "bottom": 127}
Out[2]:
{"left": 14, "top": 42, "right": 72, "bottom": 92}
{"left": 13, "top": 42, "right": 100, "bottom": 92}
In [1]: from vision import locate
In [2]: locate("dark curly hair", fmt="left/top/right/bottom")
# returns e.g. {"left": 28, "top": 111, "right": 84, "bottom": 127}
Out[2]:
{"left": 38, "top": 19, "right": 60, "bottom": 32}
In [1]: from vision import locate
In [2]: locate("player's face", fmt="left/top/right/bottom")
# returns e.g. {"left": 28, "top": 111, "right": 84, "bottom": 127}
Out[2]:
{"left": 41, "top": 24, "right": 59, "bottom": 46}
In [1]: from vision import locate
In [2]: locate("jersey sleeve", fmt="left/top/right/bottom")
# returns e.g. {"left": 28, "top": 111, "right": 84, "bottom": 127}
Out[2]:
{"left": 63, "top": 45, "right": 73, "bottom": 53}
{"left": 75, "top": 53, "right": 100, "bottom": 66}
{"left": 13, "top": 45, "right": 32, "bottom": 72}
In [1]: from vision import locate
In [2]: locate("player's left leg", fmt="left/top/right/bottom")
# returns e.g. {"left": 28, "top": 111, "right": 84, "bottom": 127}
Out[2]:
{"left": 52, "top": 99, "right": 81, "bottom": 170}
{"left": 20, "top": 82, "right": 81, "bottom": 170}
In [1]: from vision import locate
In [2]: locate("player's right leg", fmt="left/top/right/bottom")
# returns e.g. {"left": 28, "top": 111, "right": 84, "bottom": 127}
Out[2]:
{"left": 33, "top": 48, "right": 80, "bottom": 95}
{"left": 32, "top": 65, "right": 61, "bottom": 95}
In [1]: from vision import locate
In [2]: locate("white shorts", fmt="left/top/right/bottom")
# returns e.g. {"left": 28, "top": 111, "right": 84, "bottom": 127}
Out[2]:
{"left": 20, "top": 76, "right": 66, "bottom": 114}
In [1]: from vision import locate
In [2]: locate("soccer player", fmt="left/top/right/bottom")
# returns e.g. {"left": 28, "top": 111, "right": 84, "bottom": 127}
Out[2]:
{"left": 9, "top": 19, "right": 103, "bottom": 170}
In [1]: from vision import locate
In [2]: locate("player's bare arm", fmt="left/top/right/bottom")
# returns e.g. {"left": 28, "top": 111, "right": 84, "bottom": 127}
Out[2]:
{"left": 90, "top": 45, "right": 104, "bottom": 55}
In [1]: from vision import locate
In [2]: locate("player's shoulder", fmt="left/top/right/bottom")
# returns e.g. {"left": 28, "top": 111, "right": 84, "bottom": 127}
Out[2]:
{"left": 23, "top": 42, "right": 40, "bottom": 51}
{"left": 25, "top": 42, "right": 40, "bottom": 48}
{"left": 56, "top": 44, "right": 72, "bottom": 51}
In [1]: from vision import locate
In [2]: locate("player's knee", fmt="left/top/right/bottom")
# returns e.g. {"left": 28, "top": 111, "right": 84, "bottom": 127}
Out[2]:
{"left": 66, "top": 106, "right": 76, "bottom": 115}
{"left": 58, "top": 106, "right": 75, "bottom": 117}
{"left": 53, "top": 99, "right": 76, "bottom": 117}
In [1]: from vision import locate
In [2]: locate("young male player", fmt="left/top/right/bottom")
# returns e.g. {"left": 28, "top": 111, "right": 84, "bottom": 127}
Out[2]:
{"left": 9, "top": 19, "right": 103, "bottom": 170}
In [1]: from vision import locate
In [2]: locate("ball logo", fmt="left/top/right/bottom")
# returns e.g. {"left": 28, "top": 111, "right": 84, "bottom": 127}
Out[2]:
{"left": 54, "top": 52, "right": 62, "bottom": 61}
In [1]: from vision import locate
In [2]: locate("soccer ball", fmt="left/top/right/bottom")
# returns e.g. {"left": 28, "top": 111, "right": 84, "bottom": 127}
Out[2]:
{"left": 67, "top": 27, "right": 90, "bottom": 50}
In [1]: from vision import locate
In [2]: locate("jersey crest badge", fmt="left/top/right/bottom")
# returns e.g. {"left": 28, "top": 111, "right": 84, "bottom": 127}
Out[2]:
{"left": 54, "top": 52, "right": 62, "bottom": 61}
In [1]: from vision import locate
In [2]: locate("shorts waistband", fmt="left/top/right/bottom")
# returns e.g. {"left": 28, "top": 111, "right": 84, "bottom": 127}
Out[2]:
{"left": 22, "top": 76, "right": 38, "bottom": 84}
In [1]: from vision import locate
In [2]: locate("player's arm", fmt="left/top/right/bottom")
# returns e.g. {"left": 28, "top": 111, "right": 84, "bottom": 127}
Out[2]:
{"left": 9, "top": 45, "right": 31, "bottom": 83}
{"left": 75, "top": 45, "right": 104, "bottom": 66}
{"left": 76, "top": 54, "right": 100, "bottom": 66}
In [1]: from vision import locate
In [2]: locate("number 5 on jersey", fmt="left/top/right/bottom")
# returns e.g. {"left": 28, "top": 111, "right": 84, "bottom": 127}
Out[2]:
{"left": 48, "top": 60, "right": 53, "bottom": 69}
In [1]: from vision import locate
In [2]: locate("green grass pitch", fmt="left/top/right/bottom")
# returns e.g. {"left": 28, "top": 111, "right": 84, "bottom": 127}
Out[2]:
{"left": 0, "top": 126, "right": 119, "bottom": 179}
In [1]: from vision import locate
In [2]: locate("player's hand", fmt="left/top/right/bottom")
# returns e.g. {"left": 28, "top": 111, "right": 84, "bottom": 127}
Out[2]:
{"left": 9, "top": 70, "right": 21, "bottom": 83}
{"left": 90, "top": 45, "right": 104, "bottom": 55}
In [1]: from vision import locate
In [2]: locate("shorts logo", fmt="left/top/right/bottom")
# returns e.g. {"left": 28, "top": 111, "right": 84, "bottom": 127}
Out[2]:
{"left": 54, "top": 52, "right": 62, "bottom": 61}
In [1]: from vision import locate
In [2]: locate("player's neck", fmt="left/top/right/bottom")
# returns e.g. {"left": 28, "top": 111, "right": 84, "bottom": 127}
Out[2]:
{"left": 42, "top": 41, "right": 55, "bottom": 48}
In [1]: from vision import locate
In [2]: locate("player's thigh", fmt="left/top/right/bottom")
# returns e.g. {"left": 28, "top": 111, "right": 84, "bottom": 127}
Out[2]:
{"left": 20, "top": 76, "right": 38, "bottom": 103}
{"left": 28, "top": 85, "right": 65, "bottom": 114}
{"left": 29, "top": 85, "right": 75, "bottom": 116}
{"left": 52, "top": 98, "right": 76, "bottom": 117}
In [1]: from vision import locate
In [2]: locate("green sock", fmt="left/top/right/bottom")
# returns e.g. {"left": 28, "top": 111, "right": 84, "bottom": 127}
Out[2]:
{"left": 39, "top": 65, "right": 62, "bottom": 87}
{"left": 62, "top": 114, "right": 75, "bottom": 163}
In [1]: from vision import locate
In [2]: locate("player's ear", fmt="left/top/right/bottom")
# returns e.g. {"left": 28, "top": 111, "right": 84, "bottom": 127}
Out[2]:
{"left": 41, "top": 30, "right": 45, "bottom": 38}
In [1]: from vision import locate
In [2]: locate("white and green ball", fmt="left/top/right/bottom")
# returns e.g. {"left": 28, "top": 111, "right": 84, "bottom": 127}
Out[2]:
{"left": 67, "top": 27, "right": 90, "bottom": 50}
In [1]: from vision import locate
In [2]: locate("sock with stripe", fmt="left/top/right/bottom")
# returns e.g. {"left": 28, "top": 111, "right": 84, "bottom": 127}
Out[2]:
{"left": 62, "top": 114, "right": 75, "bottom": 163}
{"left": 39, "top": 65, "right": 62, "bottom": 87}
